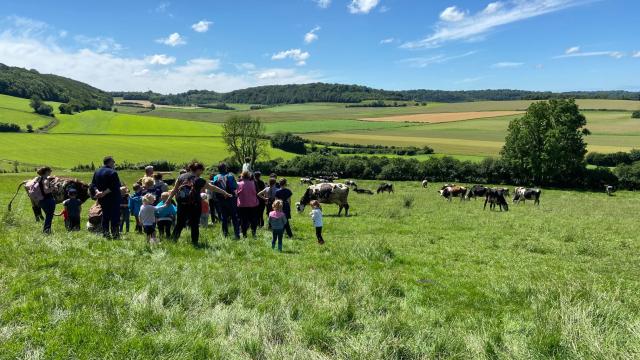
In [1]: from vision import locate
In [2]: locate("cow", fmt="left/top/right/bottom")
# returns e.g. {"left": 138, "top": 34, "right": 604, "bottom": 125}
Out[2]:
{"left": 377, "top": 183, "right": 394, "bottom": 194}
{"left": 296, "top": 183, "right": 350, "bottom": 216}
{"left": 605, "top": 185, "right": 615, "bottom": 196}
{"left": 465, "top": 185, "right": 489, "bottom": 200}
{"left": 484, "top": 188, "right": 509, "bottom": 211}
{"left": 439, "top": 185, "right": 467, "bottom": 201}
{"left": 421, "top": 180, "right": 429, "bottom": 188}
{"left": 300, "top": 177, "right": 314, "bottom": 185}
{"left": 8, "top": 177, "right": 91, "bottom": 221}
{"left": 344, "top": 180, "right": 357, "bottom": 187}
{"left": 354, "top": 188, "right": 374, "bottom": 195}
{"left": 513, "top": 187, "right": 541, "bottom": 205}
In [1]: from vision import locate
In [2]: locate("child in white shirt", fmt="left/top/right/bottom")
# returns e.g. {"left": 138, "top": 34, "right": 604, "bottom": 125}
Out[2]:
{"left": 310, "top": 200, "right": 325, "bottom": 245}
{"left": 139, "top": 193, "right": 158, "bottom": 243}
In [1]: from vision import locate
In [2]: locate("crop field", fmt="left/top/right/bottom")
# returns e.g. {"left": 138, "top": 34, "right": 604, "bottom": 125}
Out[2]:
{"left": 0, "top": 172, "right": 638, "bottom": 358}
{"left": 360, "top": 110, "right": 523, "bottom": 123}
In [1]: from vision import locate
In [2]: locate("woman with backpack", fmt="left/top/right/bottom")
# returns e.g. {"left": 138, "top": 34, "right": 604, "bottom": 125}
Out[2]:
{"left": 164, "top": 161, "right": 232, "bottom": 246}
{"left": 257, "top": 177, "right": 279, "bottom": 230}
{"left": 213, "top": 162, "right": 241, "bottom": 239}
{"left": 34, "top": 167, "right": 56, "bottom": 234}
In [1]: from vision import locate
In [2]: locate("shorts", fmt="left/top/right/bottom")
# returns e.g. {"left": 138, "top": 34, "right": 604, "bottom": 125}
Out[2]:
{"left": 143, "top": 225, "right": 156, "bottom": 235}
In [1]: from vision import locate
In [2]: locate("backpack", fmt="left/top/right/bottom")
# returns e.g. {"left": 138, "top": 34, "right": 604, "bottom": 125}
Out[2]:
{"left": 27, "top": 177, "right": 44, "bottom": 203}
{"left": 176, "top": 175, "right": 198, "bottom": 204}
{"left": 214, "top": 174, "right": 234, "bottom": 201}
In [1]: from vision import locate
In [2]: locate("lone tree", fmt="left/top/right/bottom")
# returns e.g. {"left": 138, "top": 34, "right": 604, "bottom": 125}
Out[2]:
{"left": 632, "top": 111, "right": 640, "bottom": 119}
{"left": 29, "top": 96, "right": 53, "bottom": 116}
{"left": 222, "top": 115, "right": 266, "bottom": 166}
{"left": 501, "top": 99, "right": 589, "bottom": 186}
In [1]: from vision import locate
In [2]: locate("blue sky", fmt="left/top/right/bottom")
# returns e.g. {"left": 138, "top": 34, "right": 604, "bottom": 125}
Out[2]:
{"left": 1, "top": 0, "right": 638, "bottom": 93}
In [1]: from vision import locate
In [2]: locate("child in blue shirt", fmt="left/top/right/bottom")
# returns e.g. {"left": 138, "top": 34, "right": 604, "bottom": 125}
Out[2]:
{"left": 129, "top": 184, "right": 143, "bottom": 233}
{"left": 155, "top": 192, "right": 177, "bottom": 239}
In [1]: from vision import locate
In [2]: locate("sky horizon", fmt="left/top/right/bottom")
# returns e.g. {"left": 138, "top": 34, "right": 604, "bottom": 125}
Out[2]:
{"left": 1, "top": 0, "right": 638, "bottom": 94}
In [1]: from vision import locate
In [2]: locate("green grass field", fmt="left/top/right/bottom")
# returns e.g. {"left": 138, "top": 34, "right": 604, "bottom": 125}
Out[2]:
{"left": 0, "top": 172, "right": 638, "bottom": 358}
{"left": 0, "top": 94, "right": 62, "bottom": 129}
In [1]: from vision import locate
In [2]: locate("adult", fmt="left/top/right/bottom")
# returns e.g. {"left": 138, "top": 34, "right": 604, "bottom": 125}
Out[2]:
{"left": 274, "top": 178, "right": 294, "bottom": 238}
{"left": 153, "top": 173, "right": 169, "bottom": 193}
{"left": 165, "top": 161, "right": 231, "bottom": 246}
{"left": 254, "top": 171, "right": 266, "bottom": 228}
{"left": 258, "top": 177, "right": 278, "bottom": 229}
{"left": 35, "top": 167, "right": 56, "bottom": 234}
{"left": 91, "top": 156, "right": 122, "bottom": 239}
{"left": 206, "top": 174, "right": 220, "bottom": 224}
{"left": 213, "top": 162, "right": 241, "bottom": 239}
{"left": 236, "top": 171, "right": 260, "bottom": 238}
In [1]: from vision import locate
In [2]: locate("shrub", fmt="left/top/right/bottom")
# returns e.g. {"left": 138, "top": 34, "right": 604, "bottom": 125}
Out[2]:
{"left": 615, "top": 161, "right": 640, "bottom": 190}
{"left": 632, "top": 111, "right": 640, "bottom": 119}
{"left": 0, "top": 123, "right": 21, "bottom": 132}
{"left": 270, "top": 132, "right": 307, "bottom": 154}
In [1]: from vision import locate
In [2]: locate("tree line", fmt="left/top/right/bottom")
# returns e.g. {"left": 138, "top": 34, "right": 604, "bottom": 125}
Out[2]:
{"left": 111, "top": 83, "right": 640, "bottom": 106}
{"left": 0, "top": 63, "right": 113, "bottom": 111}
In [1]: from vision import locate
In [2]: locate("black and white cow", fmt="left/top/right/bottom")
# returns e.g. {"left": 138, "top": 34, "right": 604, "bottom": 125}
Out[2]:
{"left": 300, "top": 177, "right": 314, "bottom": 185}
{"left": 439, "top": 185, "right": 467, "bottom": 201}
{"left": 377, "top": 183, "right": 394, "bottom": 194}
{"left": 605, "top": 185, "right": 615, "bottom": 196}
{"left": 296, "top": 183, "right": 350, "bottom": 216}
{"left": 513, "top": 187, "right": 541, "bottom": 205}
{"left": 421, "top": 180, "right": 429, "bottom": 188}
{"left": 465, "top": 185, "right": 489, "bottom": 200}
{"left": 484, "top": 188, "right": 509, "bottom": 211}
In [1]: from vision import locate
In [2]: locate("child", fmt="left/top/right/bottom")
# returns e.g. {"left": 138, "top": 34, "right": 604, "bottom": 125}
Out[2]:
{"left": 310, "top": 200, "right": 325, "bottom": 245}
{"left": 268, "top": 200, "right": 288, "bottom": 252}
{"left": 129, "top": 184, "right": 143, "bottom": 233}
{"left": 62, "top": 188, "right": 82, "bottom": 231}
{"left": 119, "top": 186, "right": 130, "bottom": 233}
{"left": 139, "top": 193, "right": 158, "bottom": 243}
{"left": 200, "top": 193, "right": 210, "bottom": 227}
{"left": 242, "top": 156, "right": 253, "bottom": 174}
{"left": 155, "top": 192, "right": 176, "bottom": 239}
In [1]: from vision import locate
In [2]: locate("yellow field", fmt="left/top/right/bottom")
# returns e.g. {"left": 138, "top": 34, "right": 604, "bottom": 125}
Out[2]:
{"left": 360, "top": 111, "right": 523, "bottom": 123}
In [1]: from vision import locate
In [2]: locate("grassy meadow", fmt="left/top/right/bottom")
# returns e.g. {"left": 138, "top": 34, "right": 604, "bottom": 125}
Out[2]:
{"left": 0, "top": 94, "right": 62, "bottom": 129}
{"left": 0, "top": 172, "right": 638, "bottom": 358}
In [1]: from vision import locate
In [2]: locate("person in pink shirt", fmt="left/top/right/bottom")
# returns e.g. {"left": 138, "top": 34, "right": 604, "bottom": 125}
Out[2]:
{"left": 236, "top": 171, "right": 259, "bottom": 238}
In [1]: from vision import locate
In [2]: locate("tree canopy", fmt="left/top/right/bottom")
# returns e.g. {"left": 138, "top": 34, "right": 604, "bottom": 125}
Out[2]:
{"left": 222, "top": 115, "right": 266, "bottom": 165}
{"left": 501, "top": 99, "right": 589, "bottom": 186}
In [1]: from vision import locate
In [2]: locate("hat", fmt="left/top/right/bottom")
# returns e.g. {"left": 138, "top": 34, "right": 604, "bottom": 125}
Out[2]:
{"left": 68, "top": 188, "right": 77, "bottom": 194}
{"left": 145, "top": 165, "right": 154, "bottom": 171}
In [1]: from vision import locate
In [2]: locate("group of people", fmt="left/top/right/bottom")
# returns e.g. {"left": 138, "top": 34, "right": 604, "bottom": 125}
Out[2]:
{"left": 33, "top": 156, "right": 326, "bottom": 251}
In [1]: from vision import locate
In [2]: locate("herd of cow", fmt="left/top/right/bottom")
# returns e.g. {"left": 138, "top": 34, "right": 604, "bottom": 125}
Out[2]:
{"left": 437, "top": 184, "right": 541, "bottom": 211}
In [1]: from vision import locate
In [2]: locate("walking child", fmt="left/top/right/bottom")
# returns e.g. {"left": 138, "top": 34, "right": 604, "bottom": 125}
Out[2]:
{"left": 310, "top": 200, "right": 325, "bottom": 245}
{"left": 129, "top": 184, "right": 143, "bottom": 233}
{"left": 62, "top": 188, "right": 82, "bottom": 231}
{"left": 268, "top": 200, "right": 287, "bottom": 252}
{"left": 155, "top": 192, "right": 176, "bottom": 239}
{"left": 119, "top": 186, "right": 130, "bottom": 233}
{"left": 200, "top": 193, "right": 210, "bottom": 227}
{"left": 139, "top": 193, "right": 158, "bottom": 243}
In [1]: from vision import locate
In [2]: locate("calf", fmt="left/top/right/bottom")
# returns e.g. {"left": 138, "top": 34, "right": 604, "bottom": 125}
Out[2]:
{"left": 605, "top": 185, "right": 615, "bottom": 196}
{"left": 484, "top": 188, "right": 509, "bottom": 211}
{"left": 513, "top": 187, "right": 541, "bottom": 205}
{"left": 377, "top": 183, "right": 394, "bottom": 194}
{"left": 354, "top": 188, "right": 374, "bottom": 195}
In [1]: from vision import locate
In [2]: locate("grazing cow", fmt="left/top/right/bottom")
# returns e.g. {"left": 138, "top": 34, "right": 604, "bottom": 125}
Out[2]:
{"left": 513, "top": 187, "right": 541, "bottom": 205}
{"left": 300, "top": 177, "right": 314, "bottom": 185}
{"left": 465, "top": 185, "right": 489, "bottom": 200}
{"left": 439, "top": 185, "right": 467, "bottom": 201}
{"left": 377, "top": 183, "right": 394, "bottom": 194}
{"left": 421, "top": 180, "right": 429, "bottom": 188}
{"left": 344, "top": 180, "right": 357, "bottom": 187}
{"left": 8, "top": 177, "right": 91, "bottom": 221}
{"left": 296, "top": 183, "right": 350, "bottom": 216}
{"left": 484, "top": 188, "right": 509, "bottom": 211}
{"left": 605, "top": 185, "right": 615, "bottom": 196}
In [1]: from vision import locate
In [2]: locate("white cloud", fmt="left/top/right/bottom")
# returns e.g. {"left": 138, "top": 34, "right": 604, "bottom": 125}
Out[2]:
{"left": 492, "top": 61, "right": 524, "bottom": 68}
{"left": 59, "top": 30, "right": 68, "bottom": 38}
{"left": 155, "top": 2, "right": 170, "bottom": 13}
{"left": 378, "top": 5, "right": 390, "bottom": 13}
{"left": 314, "top": 0, "right": 331, "bottom": 8}
{"left": 0, "top": 24, "right": 320, "bottom": 93}
{"left": 440, "top": 6, "right": 466, "bottom": 22}
{"left": 399, "top": 51, "right": 476, "bottom": 68}
{"left": 74, "top": 35, "right": 123, "bottom": 53}
{"left": 348, "top": 0, "right": 380, "bottom": 14}
{"left": 191, "top": 20, "right": 213, "bottom": 33}
{"left": 633, "top": 51, "right": 640, "bottom": 58}
{"left": 304, "top": 26, "right": 321, "bottom": 44}
{"left": 380, "top": 38, "right": 394, "bottom": 44}
{"left": 156, "top": 32, "right": 186, "bottom": 47}
{"left": 565, "top": 46, "right": 580, "bottom": 54}
{"left": 554, "top": 50, "right": 625, "bottom": 59}
{"left": 145, "top": 54, "right": 176, "bottom": 65}
{"left": 272, "top": 48, "right": 310, "bottom": 66}
{"left": 455, "top": 76, "right": 485, "bottom": 84}
{"left": 402, "top": 0, "right": 583, "bottom": 49}
{"left": 234, "top": 62, "right": 256, "bottom": 70}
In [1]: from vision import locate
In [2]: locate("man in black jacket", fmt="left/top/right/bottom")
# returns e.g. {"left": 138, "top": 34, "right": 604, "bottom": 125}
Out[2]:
{"left": 91, "top": 156, "right": 122, "bottom": 239}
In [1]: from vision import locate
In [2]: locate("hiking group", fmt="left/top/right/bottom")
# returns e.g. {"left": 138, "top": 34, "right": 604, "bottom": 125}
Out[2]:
{"left": 31, "top": 156, "right": 326, "bottom": 252}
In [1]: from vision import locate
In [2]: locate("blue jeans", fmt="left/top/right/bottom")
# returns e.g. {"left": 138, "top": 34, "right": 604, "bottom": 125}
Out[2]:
{"left": 38, "top": 198, "right": 56, "bottom": 234}
{"left": 272, "top": 229, "right": 284, "bottom": 251}
{"left": 219, "top": 198, "right": 240, "bottom": 238}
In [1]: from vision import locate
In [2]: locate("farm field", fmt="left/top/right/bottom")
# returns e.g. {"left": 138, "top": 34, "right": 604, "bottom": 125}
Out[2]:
{"left": 360, "top": 110, "right": 523, "bottom": 123}
{"left": 0, "top": 94, "right": 61, "bottom": 129}
{"left": 0, "top": 173, "right": 638, "bottom": 358}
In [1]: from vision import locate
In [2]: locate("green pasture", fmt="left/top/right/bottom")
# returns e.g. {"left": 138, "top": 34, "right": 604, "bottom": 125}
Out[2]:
{"left": 304, "top": 111, "right": 640, "bottom": 156}
{"left": 0, "top": 173, "right": 638, "bottom": 358}
{"left": 0, "top": 94, "right": 62, "bottom": 129}
{"left": 52, "top": 110, "right": 223, "bottom": 136}
{"left": 0, "top": 133, "right": 292, "bottom": 169}
{"left": 264, "top": 119, "right": 413, "bottom": 134}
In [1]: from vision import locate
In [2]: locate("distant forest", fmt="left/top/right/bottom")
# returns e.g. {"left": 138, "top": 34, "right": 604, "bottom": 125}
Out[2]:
{"left": 111, "top": 83, "right": 640, "bottom": 106}
{"left": 0, "top": 63, "right": 113, "bottom": 111}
